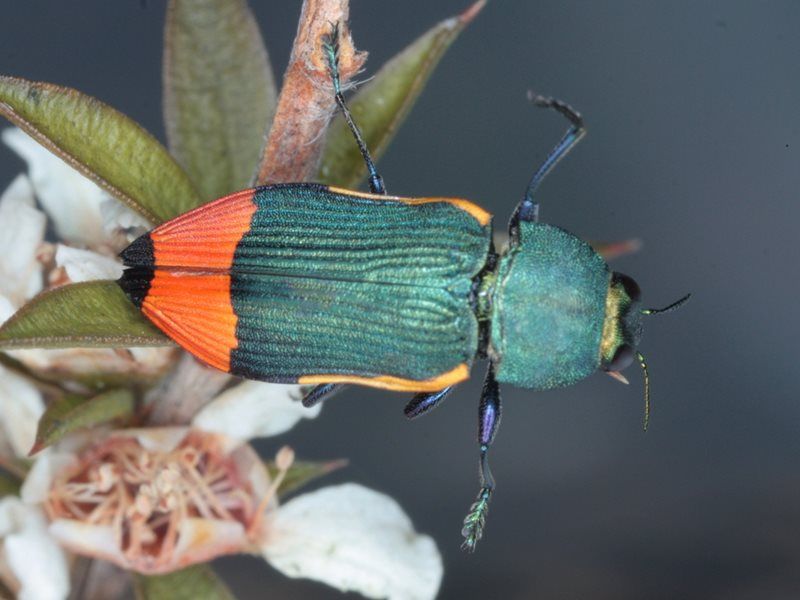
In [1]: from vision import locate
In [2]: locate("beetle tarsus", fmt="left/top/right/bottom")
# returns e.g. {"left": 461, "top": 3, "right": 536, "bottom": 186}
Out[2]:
{"left": 461, "top": 486, "right": 492, "bottom": 552}
{"left": 460, "top": 364, "right": 502, "bottom": 551}
{"left": 323, "top": 22, "right": 386, "bottom": 195}
{"left": 322, "top": 23, "right": 342, "bottom": 94}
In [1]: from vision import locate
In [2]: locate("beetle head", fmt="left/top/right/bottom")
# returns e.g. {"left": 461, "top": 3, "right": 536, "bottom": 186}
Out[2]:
{"left": 600, "top": 272, "right": 643, "bottom": 374}
{"left": 601, "top": 272, "right": 691, "bottom": 429}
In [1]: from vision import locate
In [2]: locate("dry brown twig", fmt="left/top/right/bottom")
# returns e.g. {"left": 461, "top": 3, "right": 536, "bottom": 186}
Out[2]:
{"left": 254, "top": 0, "right": 366, "bottom": 185}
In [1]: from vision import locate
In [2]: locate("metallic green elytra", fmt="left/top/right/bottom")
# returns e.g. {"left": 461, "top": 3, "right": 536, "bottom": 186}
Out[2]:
{"left": 119, "top": 26, "right": 690, "bottom": 553}
{"left": 228, "top": 185, "right": 491, "bottom": 384}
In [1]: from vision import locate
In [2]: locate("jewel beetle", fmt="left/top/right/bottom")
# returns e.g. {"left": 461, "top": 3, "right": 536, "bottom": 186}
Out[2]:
{"left": 118, "top": 25, "right": 689, "bottom": 551}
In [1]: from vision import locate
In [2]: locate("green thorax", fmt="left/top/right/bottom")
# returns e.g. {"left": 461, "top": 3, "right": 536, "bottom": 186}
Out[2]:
{"left": 489, "top": 221, "right": 610, "bottom": 389}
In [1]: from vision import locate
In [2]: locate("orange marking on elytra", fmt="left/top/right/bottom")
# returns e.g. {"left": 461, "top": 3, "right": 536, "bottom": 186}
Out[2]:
{"left": 143, "top": 189, "right": 258, "bottom": 371}
{"left": 299, "top": 363, "right": 470, "bottom": 392}
{"left": 327, "top": 186, "right": 492, "bottom": 227}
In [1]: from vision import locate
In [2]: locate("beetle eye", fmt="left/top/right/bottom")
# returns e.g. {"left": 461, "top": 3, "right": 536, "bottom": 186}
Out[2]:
{"left": 615, "top": 273, "right": 641, "bottom": 303}
{"left": 606, "top": 344, "right": 635, "bottom": 372}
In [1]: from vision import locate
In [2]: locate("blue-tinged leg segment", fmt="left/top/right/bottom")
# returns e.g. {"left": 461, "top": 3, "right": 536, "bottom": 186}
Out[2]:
{"left": 404, "top": 387, "right": 454, "bottom": 420}
{"left": 462, "top": 362, "right": 502, "bottom": 552}
{"left": 509, "top": 93, "right": 586, "bottom": 241}
{"left": 322, "top": 23, "right": 386, "bottom": 195}
{"left": 302, "top": 383, "right": 347, "bottom": 408}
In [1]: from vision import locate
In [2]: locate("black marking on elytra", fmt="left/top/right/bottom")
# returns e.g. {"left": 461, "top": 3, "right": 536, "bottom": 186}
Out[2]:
{"left": 119, "top": 232, "right": 154, "bottom": 267}
{"left": 117, "top": 266, "right": 154, "bottom": 310}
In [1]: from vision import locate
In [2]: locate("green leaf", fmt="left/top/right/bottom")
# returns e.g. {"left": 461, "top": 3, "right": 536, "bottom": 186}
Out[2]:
{"left": 164, "top": 0, "right": 277, "bottom": 200}
{"left": 266, "top": 458, "right": 347, "bottom": 498}
{"left": 318, "top": 1, "right": 485, "bottom": 188}
{"left": 0, "top": 281, "right": 170, "bottom": 350}
{"left": 31, "top": 388, "right": 134, "bottom": 454}
{"left": 0, "top": 76, "right": 201, "bottom": 224}
{"left": 133, "top": 565, "right": 235, "bottom": 600}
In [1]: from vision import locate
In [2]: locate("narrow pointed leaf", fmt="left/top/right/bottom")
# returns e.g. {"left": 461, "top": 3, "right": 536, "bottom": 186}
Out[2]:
{"left": 266, "top": 458, "right": 347, "bottom": 498}
{"left": 0, "top": 281, "right": 170, "bottom": 350}
{"left": 133, "top": 565, "right": 235, "bottom": 600}
{"left": 164, "top": 0, "right": 277, "bottom": 200}
{"left": 318, "top": 1, "right": 485, "bottom": 187}
{"left": 0, "top": 76, "right": 201, "bottom": 224}
{"left": 31, "top": 389, "right": 134, "bottom": 454}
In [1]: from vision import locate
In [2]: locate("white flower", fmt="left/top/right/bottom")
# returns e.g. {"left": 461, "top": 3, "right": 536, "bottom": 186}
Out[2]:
{"left": 0, "top": 497, "right": 69, "bottom": 600}
{"left": 0, "top": 364, "right": 44, "bottom": 458}
{"left": 3, "top": 128, "right": 108, "bottom": 248}
{"left": 0, "top": 175, "right": 45, "bottom": 312}
{"left": 0, "top": 172, "right": 43, "bottom": 326}
{"left": 0, "top": 129, "right": 177, "bottom": 380}
{"left": 193, "top": 380, "right": 321, "bottom": 439}
{"left": 0, "top": 380, "right": 443, "bottom": 600}
{"left": 54, "top": 245, "right": 123, "bottom": 282}
{"left": 263, "top": 484, "right": 443, "bottom": 600}
{"left": 0, "top": 365, "right": 69, "bottom": 599}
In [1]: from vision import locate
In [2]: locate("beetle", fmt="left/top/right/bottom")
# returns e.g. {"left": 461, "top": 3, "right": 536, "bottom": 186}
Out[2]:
{"left": 117, "top": 26, "right": 688, "bottom": 551}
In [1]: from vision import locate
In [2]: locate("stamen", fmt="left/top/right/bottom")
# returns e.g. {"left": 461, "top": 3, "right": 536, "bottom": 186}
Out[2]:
{"left": 45, "top": 431, "right": 268, "bottom": 571}
{"left": 248, "top": 446, "right": 295, "bottom": 537}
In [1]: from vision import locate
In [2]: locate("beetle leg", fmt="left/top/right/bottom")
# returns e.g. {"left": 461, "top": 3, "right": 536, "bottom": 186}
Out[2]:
{"left": 461, "top": 362, "right": 502, "bottom": 552}
{"left": 322, "top": 23, "right": 386, "bottom": 195}
{"left": 404, "top": 387, "right": 454, "bottom": 420}
{"left": 508, "top": 94, "right": 586, "bottom": 241}
{"left": 301, "top": 383, "right": 347, "bottom": 408}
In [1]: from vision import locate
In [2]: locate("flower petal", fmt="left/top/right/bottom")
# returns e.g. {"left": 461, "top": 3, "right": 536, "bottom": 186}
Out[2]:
{"left": 168, "top": 518, "right": 248, "bottom": 572}
{"left": 3, "top": 127, "right": 108, "bottom": 247}
{"left": 99, "top": 197, "right": 150, "bottom": 242}
{"left": 114, "top": 426, "right": 189, "bottom": 453}
{"left": 48, "top": 519, "right": 126, "bottom": 567}
{"left": 55, "top": 245, "right": 122, "bottom": 282}
{"left": 0, "top": 498, "right": 70, "bottom": 600}
{"left": 262, "top": 483, "right": 443, "bottom": 600}
{"left": 0, "top": 364, "right": 45, "bottom": 458}
{"left": 7, "top": 345, "right": 175, "bottom": 383}
{"left": 21, "top": 450, "right": 77, "bottom": 504}
{"left": 231, "top": 443, "right": 272, "bottom": 502}
{"left": 50, "top": 517, "right": 249, "bottom": 576}
{"left": 0, "top": 294, "right": 17, "bottom": 324}
{"left": 193, "top": 381, "right": 318, "bottom": 441}
{"left": 0, "top": 174, "right": 45, "bottom": 307}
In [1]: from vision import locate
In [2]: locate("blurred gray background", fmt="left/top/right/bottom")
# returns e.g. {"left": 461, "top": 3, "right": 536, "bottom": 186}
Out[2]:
{"left": 1, "top": 1, "right": 798, "bottom": 598}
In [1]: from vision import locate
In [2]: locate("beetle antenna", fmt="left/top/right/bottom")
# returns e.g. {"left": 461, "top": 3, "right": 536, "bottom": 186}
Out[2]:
{"left": 642, "top": 293, "right": 691, "bottom": 315}
{"left": 637, "top": 351, "right": 650, "bottom": 431}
